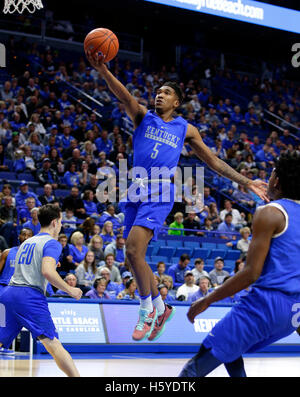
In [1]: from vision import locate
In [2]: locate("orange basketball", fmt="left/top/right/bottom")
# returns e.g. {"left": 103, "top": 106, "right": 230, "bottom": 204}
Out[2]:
{"left": 84, "top": 28, "right": 119, "bottom": 62}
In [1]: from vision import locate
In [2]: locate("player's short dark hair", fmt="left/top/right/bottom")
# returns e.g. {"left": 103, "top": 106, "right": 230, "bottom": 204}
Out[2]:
{"left": 274, "top": 151, "right": 300, "bottom": 200}
{"left": 162, "top": 81, "right": 184, "bottom": 105}
{"left": 38, "top": 204, "right": 61, "bottom": 227}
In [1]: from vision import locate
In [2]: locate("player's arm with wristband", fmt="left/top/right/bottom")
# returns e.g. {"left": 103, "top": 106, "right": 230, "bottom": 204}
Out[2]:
{"left": 42, "top": 257, "right": 82, "bottom": 300}
{"left": 186, "top": 205, "right": 285, "bottom": 323}
{"left": 185, "top": 124, "right": 269, "bottom": 202}
{"left": 86, "top": 52, "right": 147, "bottom": 127}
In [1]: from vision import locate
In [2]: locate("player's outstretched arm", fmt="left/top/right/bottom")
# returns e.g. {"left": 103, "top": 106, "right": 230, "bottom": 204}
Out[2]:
{"left": 86, "top": 51, "right": 147, "bottom": 127}
{"left": 187, "top": 205, "right": 285, "bottom": 323}
{"left": 185, "top": 124, "right": 269, "bottom": 202}
{"left": 0, "top": 249, "right": 10, "bottom": 275}
{"left": 42, "top": 257, "right": 82, "bottom": 300}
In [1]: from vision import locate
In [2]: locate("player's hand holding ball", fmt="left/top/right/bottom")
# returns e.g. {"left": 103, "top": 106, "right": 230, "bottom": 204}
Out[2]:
{"left": 84, "top": 27, "right": 119, "bottom": 73}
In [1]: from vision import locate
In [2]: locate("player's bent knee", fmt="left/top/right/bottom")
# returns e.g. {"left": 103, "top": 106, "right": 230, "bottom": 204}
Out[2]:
{"left": 38, "top": 336, "right": 61, "bottom": 353}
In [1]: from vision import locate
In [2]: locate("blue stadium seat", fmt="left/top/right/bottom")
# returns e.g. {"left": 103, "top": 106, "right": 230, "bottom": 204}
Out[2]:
{"left": 170, "top": 257, "right": 180, "bottom": 264}
{"left": 174, "top": 247, "right": 192, "bottom": 258}
{"left": 151, "top": 256, "right": 169, "bottom": 264}
{"left": 192, "top": 248, "right": 211, "bottom": 259}
{"left": 62, "top": 227, "right": 74, "bottom": 237}
{"left": 156, "top": 246, "right": 176, "bottom": 260}
{"left": 55, "top": 189, "right": 71, "bottom": 198}
{"left": 0, "top": 171, "right": 17, "bottom": 180}
{"left": 165, "top": 239, "right": 183, "bottom": 248}
{"left": 209, "top": 249, "right": 227, "bottom": 259}
{"left": 35, "top": 187, "right": 45, "bottom": 196}
{"left": 205, "top": 265, "right": 214, "bottom": 273}
{"left": 146, "top": 245, "right": 155, "bottom": 256}
{"left": 225, "top": 260, "right": 236, "bottom": 269}
{"left": 201, "top": 242, "right": 217, "bottom": 250}
{"left": 225, "top": 250, "right": 241, "bottom": 260}
{"left": 216, "top": 243, "right": 231, "bottom": 250}
{"left": 147, "top": 244, "right": 159, "bottom": 256}
{"left": 205, "top": 259, "right": 215, "bottom": 267}
{"left": 183, "top": 241, "right": 201, "bottom": 248}
{"left": 17, "top": 173, "right": 36, "bottom": 182}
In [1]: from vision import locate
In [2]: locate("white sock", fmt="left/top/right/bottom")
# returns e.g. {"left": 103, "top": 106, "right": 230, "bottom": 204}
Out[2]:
{"left": 140, "top": 294, "right": 153, "bottom": 312}
{"left": 152, "top": 294, "right": 165, "bottom": 316}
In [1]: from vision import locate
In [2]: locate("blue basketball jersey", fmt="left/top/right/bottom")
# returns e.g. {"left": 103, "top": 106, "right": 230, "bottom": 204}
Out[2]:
{"left": 133, "top": 110, "right": 188, "bottom": 179}
{"left": 253, "top": 199, "right": 300, "bottom": 295}
{"left": 0, "top": 246, "right": 18, "bottom": 286}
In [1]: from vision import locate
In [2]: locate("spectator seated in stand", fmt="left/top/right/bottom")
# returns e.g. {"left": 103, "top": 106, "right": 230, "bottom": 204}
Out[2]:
{"left": 168, "top": 254, "right": 191, "bottom": 290}
{"left": 115, "top": 271, "right": 132, "bottom": 295}
{"left": 103, "top": 234, "right": 126, "bottom": 265}
{"left": 23, "top": 207, "right": 41, "bottom": 235}
{"left": 190, "top": 276, "right": 214, "bottom": 302}
{"left": 38, "top": 184, "right": 57, "bottom": 206}
{"left": 209, "top": 257, "right": 230, "bottom": 288}
{"left": 88, "top": 235, "right": 105, "bottom": 266}
{"left": 117, "top": 277, "right": 139, "bottom": 301}
{"left": 98, "top": 204, "right": 123, "bottom": 234}
{"left": 236, "top": 226, "right": 251, "bottom": 259}
{"left": 75, "top": 250, "right": 98, "bottom": 294}
{"left": 96, "top": 266, "right": 119, "bottom": 297}
{"left": 158, "top": 283, "right": 176, "bottom": 304}
{"left": 154, "top": 261, "right": 167, "bottom": 278}
{"left": 97, "top": 253, "right": 122, "bottom": 283}
{"left": 100, "top": 221, "right": 116, "bottom": 247}
{"left": 85, "top": 277, "right": 111, "bottom": 300}
{"left": 55, "top": 273, "right": 78, "bottom": 296}
{"left": 15, "top": 181, "right": 41, "bottom": 209}
{"left": 191, "top": 258, "right": 210, "bottom": 284}
{"left": 217, "top": 213, "right": 238, "bottom": 245}
{"left": 219, "top": 200, "right": 247, "bottom": 230}
{"left": 69, "top": 231, "right": 89, "bottom": 267}
{"left": 168, "top": 212, "right": 185, "bottom": 236}
{"left": 62, "top": 208, "right": 77, "bottom": 231}
{"left": 58, "top": 233, "right": 76, "bottom": 273}
{"left": 176, "top": 270, "right": 199, "bottom": 302}
{"left": 18, "top": 196, "right": 37, "bottom": 224}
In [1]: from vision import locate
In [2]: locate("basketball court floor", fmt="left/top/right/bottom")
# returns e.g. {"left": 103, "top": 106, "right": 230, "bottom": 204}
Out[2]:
{"left": 1, "top": 352, "right": 300, "bottom": 377}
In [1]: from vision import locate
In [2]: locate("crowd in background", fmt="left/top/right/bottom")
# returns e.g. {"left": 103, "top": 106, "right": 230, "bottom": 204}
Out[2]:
{"left": 0, "top": 36, "right": 299, "bottom": 303}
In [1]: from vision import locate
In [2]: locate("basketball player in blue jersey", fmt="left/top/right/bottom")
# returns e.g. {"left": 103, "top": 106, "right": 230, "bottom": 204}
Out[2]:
{"left": 87, "top": 52, "right": 268, "bottom": 342}
{"left": 0, "top": 204, "right": 82, "bottom": 376}
{"left": 0, "top": 227, "right": 33, "bottom": 354}
{"left": 0, "top": 228, "right": 33, "bottom": 294}
{"left": 179, "top": 151, "right": 300, "bottom": 377}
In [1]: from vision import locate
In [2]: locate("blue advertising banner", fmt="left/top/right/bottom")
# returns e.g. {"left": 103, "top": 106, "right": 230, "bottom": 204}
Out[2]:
{"left": 44, "top": 300, "right": 300, "bottom": 352}
{"left": 48, "top": 302, "right": 106, "bottom": 344}
{"left": 144, "top": 0, "right": 300, "bottom": 34}
{"left": 102, "top": 303, "right": 300, "bottom": 346}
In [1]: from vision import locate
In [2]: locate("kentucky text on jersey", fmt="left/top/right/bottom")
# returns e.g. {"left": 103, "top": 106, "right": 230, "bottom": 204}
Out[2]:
{"left": 144, "top": 125, "right": 181, "bottom": 148}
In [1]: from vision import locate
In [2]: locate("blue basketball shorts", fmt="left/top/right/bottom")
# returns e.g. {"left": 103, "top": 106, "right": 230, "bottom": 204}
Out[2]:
{"left": 203, "top": 287, "right": 300, "bottom": 363}
{"left": 123, "top": 182, "right": 175, "bottom": 241}
{"left": 0, "top": 286, "right": 58, "bottom": 348}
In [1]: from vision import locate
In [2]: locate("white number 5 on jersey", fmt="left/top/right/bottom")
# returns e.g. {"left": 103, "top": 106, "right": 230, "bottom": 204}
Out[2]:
{"left": 151, "top": 143, "right": 162, "bottom": 159}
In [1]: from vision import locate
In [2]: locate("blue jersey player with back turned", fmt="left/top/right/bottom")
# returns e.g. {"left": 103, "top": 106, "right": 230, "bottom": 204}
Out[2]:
{"left": 87, "top": 51, "right": 268, "bottom": 342}
{"left": 180, "top": 151, "right": 300, "bottom": 377}
{"left": 0, "top": 204, "right": 82, "bottom": 376}
{"left": 0, "top": 227, "right": 33, "bottom": 355}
